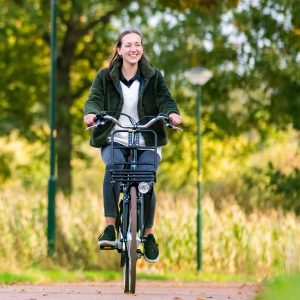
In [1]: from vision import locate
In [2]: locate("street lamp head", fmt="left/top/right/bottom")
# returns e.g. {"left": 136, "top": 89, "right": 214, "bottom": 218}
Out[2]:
{"left": 184, "top": 67, "right": 213, "bottom": 86}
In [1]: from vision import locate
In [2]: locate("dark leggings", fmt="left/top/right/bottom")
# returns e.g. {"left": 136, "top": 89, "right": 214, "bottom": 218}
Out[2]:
{"left": 101, "top": 143, "right": 160, "bottom": 228}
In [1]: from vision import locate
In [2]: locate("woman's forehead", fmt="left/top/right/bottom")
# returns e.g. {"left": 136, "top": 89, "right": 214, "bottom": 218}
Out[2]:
{"left": 121, "top": 33, "right": 142, "bottom": 44}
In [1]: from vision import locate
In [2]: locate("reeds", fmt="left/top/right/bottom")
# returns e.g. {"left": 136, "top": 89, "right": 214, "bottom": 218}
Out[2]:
{"left": 1, "top": 186, "right": 299, "bottom": 278}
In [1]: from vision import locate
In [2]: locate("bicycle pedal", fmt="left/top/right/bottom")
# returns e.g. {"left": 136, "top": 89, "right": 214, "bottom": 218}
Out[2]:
{"left": 99, "top": 244, "right": 116, "bottom": 251}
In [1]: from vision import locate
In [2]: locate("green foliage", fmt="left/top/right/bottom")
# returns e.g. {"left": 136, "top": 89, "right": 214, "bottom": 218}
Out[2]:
{"left": 0, "top": 0, "right": 49, "bottom": 138}
{"left": 256, "top": 272, "right": 300, "bottom": 300}
{"left": 241, "top": 163, "right": 300, "bottom": 214}
{"left": 0, "top": 268, "right": 121, "bottom": 284}
{"left": 231, "top": 0, "right": 300, "bottom": 130}
{"left": 2, "top": 0, "right": 300, "bottom": 194}
{"left": 0, "top": 272, "right": 35, "bottom": 284}
{"left": 197, "top": 127, "right": 300, "bottom": 216}
{"left": 1, "top": 0, "right": 300, "bottom": 280}
{"left": 1, "top": 129, "right": 300, "bottom": 277}
{"left": 0, "top": 268, "right": 255, "bottom": 284}
{"left": 0, "top": 151, "right": 13, "bottom": 183}
{"left": 0, "top": 134, "right": 49, "bottom": 189}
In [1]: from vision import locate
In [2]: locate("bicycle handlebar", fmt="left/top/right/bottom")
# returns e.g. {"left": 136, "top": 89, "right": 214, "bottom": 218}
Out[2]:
{"left": 85, "top": 112, "right": 183, "bottom": 132}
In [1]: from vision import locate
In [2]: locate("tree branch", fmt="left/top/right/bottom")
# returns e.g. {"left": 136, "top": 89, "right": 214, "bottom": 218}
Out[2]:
{"left": 72, "top": 79, "right": 92, "bottom": 99}
{"left": 41, "top": 32, "right": 50, "bottom": 46}
{"left": 79, "top": 9, "right": 117, "bottom": 35}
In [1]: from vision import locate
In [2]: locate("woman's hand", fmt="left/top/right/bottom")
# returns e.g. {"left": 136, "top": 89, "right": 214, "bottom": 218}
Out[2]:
{"left": 84, "top": 114, "right": 97, "bottom": 126}
{"left": 168, "top": 113, "right": 182, "bottom": 126}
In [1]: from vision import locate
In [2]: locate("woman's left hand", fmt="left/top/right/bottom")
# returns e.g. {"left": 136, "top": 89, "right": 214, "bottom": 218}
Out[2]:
{"left": 168, "top": 113, "right": 182, "bottom": 126}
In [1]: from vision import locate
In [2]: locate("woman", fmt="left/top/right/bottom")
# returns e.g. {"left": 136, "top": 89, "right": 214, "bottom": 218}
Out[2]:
{"left": 83, "top": 30, "right": 182, "bottom": 263}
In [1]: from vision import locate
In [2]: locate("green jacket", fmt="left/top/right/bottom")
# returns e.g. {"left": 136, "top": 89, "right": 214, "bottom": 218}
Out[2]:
{"left": 83, "top": 57, "right": 180, "bottom": 148}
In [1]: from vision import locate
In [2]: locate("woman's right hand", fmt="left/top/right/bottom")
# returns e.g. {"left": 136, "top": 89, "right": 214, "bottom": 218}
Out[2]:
{"left": 84, "top": 114, "right": 97, "bottom": 126}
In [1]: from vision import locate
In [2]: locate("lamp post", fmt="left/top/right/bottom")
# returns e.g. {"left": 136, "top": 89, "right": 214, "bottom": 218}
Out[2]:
{"left": 47, "top": 0, "right": 57, "bottom": 256}
{"left": 184, "top": 67, "right": 213, "bottom": 270}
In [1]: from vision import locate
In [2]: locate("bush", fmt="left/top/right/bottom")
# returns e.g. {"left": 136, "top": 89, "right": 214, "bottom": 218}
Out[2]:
{"left": 220, "top": 163, "right": 300, "bottom": 214}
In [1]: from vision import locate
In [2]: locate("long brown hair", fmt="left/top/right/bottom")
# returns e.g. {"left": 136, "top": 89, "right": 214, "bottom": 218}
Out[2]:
{"left": 109, "top": 30, "right": 146, "bottom": 69}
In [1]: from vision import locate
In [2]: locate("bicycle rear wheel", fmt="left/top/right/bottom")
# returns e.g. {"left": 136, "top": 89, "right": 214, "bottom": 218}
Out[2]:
{"left": 123, "top": 185, "right": 137, "bottom": 294}
{"left": 122, "top": 251, "right": 129, "bottom": 293}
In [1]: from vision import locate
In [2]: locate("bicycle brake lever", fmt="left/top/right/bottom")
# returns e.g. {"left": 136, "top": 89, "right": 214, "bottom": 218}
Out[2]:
{"left": 166, "top": 122, "right": 183, "bottom": 132}
{"left": 85, "top": 124, "right": 98, "bottom": 131}
{"left": 172, "top": 126, "right": 183, "bottom": 132}
{"left": 86, "top": 118, "right": 105, "bottom": 131}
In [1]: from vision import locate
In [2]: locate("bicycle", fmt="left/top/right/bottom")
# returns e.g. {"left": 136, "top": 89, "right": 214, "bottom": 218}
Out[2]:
{"left": 87, "top": 112, "right": 182, "bottom": 294}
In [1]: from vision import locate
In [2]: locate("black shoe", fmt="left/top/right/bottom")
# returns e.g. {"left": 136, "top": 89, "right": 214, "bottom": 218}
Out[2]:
{"left": 143, "top": 234, "right": 160, "bottom": 263}
{"left": 98, "top": 225, "right": 116, "bottom": 249}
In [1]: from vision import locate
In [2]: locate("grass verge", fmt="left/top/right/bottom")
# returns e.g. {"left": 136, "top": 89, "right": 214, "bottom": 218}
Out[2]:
{"left": 0, "top": 266, "right": 257, "bottom": 284}
{"left": 255, "top": 272, "right": 300, "bottom": 300}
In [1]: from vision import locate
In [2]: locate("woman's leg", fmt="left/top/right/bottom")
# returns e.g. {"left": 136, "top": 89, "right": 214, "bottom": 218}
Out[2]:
{"left": 101, "top": 144, "right": 126, "bottom": 226}
{"left": 137, "top": 150, "right": 160, "bottom": 231}
{"left": 143, "top": 191, "right": 156, "bottom": 236}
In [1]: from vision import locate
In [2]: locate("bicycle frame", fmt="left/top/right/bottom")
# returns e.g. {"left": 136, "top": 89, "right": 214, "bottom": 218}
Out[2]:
{"left": 110, "top": 128, "right": 158, "bottom": 246}
{"left": 86, "top": 112, "right": 182, "bottom": 294}
{"left": 109, "top": 128, "right": 158, "bottom": 294}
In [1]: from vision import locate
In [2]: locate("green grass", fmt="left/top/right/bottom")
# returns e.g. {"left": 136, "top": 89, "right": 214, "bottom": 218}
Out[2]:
{"left": 0, "top": 266, "right": 256, "bottom": 284}
{"left": 137, "top": 270, "right": 256, "bottom": 282}
{"left": 256, "top": 272, "right": 300, "bottom": 300}
{"left": 0, "top": 268, "right": 121, "bottom": 284}
{"left": 0, "top": 272, "right": 36, "bottom": 284}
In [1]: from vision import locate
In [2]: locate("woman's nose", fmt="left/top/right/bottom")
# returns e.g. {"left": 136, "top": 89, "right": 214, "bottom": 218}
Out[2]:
{"left": 130, "top": 45, "right": 137, "bottom": 51}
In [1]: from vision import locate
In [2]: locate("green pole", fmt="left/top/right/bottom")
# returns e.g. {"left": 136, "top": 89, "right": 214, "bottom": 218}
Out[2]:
{"left": 47, "top": 0, "right": 57, "bottom": 257}
{"left": 196, "top": 85, "right": 202, "bottom": 270}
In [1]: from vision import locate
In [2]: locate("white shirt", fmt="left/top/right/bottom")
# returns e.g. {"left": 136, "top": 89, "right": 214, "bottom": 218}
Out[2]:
{"left": 108, "top": 80, "right": 162, "bottom": 158}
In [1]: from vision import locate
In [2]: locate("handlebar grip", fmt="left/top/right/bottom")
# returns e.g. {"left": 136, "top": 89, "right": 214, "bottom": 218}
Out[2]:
{"left": 158, "top": 112, "right": 169, "bottom": 120}
{"left": 94, "top": 111, "right": 107, "bottom": 122}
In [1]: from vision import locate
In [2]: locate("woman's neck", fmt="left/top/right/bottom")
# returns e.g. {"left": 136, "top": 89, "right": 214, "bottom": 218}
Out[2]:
{"left": 121, "top": 62, "right": 138, "bottom": 80}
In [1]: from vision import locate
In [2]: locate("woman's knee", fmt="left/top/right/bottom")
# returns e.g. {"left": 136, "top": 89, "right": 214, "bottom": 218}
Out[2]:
{"left": 138, "top": 151, "right": 160, "bottom": 172}
{"left": 101, "top": 145, "right": 126, "bottom": 167}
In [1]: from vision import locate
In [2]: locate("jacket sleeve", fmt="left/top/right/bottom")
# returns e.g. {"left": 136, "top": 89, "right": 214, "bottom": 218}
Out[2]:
{"left": 155, "top": 70, "right": 180, "bottom": 116}
{"left": 83, "top": 69, "right": 106, "bottom": 116}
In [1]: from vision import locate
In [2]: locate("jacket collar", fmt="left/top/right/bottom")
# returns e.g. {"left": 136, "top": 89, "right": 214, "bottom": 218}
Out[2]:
{"left": 109, "top": 56, "right": 155, "bottom": 84}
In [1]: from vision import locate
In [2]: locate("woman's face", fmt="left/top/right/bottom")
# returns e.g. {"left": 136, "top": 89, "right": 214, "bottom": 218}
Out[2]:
{"left": 118, "top": 33, "right": 143, "bottom": 66}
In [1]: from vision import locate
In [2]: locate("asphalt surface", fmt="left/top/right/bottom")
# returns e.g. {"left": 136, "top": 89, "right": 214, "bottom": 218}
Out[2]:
{"left": 0, "top": 281, "right": 260, "bottom": 300}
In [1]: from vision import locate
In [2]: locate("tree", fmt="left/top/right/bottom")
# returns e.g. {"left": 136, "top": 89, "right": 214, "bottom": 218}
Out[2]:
{"left": 1, "top": 0, "right": 233, "bottom": 194}
{"left": 229, "top": 0, "right": 300, "bottom": 131}
{"left": 5, "top": 0, "right": 299, "bottom": 195}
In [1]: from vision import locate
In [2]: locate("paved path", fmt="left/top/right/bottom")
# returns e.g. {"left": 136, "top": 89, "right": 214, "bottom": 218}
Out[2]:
{"left": 0, "top": 281, "right": 260, "bottom": 300}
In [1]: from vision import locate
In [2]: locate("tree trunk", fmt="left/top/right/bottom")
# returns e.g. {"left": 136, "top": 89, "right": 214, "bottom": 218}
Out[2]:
{"left": 54, "top": 5, "right": 120, "bottom": 195}
{"left": 56, "top": 58, "right": 73, "bottom": 195}
{"left": 55, "top": 13, "right": 81, "bottom": 195}
{"left": 57, "top": 103, "right": 72, "bottom": 195}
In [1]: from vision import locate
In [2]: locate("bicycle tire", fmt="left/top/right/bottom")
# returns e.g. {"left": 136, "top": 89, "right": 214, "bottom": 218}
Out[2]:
{"left": 124, "top": 185, "right": 137, "bottom": 294}
{"left": 122, "top": 251, "right": 129, "bottom": 293}
{"left": 121, "top": 198, "right": 130, "bottom": 293}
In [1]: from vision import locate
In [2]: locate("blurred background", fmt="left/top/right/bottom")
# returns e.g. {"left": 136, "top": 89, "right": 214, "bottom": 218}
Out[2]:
{"left": 1, "top": 0, "right": 300, "bottom": 282}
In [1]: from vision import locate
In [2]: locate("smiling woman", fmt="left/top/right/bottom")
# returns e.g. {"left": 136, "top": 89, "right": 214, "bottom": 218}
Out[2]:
{"left": 117, "top": 32, "right": 143, "bottom": 76}
{"left": 83, "top": 29, "right": 182, "bottom": 264}
{"left": 108, "top": 30, "right": 145, "bottom": 72}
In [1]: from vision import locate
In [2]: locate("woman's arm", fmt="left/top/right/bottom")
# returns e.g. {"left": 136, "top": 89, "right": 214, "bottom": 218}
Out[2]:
{"left": 155, "top": 70, "right": 182, "bottom": 125}
{"left": 155, "top": 70, "right": 180, "bottom": 115}
{"left": 83, "top": 69, "right": 106, "bottom": 124}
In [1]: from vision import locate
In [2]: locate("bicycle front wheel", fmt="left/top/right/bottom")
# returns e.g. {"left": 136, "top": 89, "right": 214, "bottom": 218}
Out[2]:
{"left": 123, "top": 185, "right": 137, "bottom": 294}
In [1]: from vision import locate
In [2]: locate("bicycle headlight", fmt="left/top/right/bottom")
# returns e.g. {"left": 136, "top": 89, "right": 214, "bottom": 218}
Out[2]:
{"left": 138, "top": 182, "right": 151, "bottom": 194}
